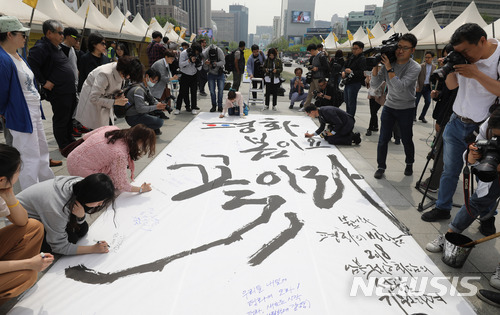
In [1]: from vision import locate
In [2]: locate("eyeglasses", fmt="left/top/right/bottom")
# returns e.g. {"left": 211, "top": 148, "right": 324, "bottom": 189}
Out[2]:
{"left": 99, "top": 41, "right": 106, "bottom": 45}
{"left": 12, "top": 32, "right": 26, "bottom": 38}
{"left": 57, "top": 31, "right": 64, "bottom": 35}
{"left": 397, "top": 46, "right": 413, "bottom": 51}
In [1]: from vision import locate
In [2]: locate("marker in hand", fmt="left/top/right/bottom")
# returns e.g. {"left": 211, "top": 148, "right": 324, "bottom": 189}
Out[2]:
{"left": 94, "top": 240, "right": 110, "bottom": 248}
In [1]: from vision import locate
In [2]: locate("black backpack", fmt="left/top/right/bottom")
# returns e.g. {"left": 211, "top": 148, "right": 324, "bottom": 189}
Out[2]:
{"left": 208, "top": 46, "right": 219, "bottom": 62}
{"left": 253, "top": 54, "right": 265, "bottom": 78}
{"left": 224, "top": 50, "right": 236, "bottom": 72}
{"left": 113, "top": 84, "right": 140, "bottom": 118}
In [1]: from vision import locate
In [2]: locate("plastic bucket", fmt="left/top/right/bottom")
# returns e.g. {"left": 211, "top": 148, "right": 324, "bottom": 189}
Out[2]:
{"left": 441, "top": 233, "right": 474, "bottom": 268}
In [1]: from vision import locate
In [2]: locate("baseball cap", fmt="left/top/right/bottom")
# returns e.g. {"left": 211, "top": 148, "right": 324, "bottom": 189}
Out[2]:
{"left": 63, "top": 27, "right": 81, "bottom": 39}
{"left": 0, "top": 16, "right": 30, "bottom": 33}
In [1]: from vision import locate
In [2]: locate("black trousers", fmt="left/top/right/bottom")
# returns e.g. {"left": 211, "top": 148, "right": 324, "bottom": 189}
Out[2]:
{"left": 176, "top": 73, "right": 198, "bottom": 110}
{"left": 368, "top": 98, "right": 381, "bottom": 131}
{"left": 198, "top": 69, "right": 208, "bottom": 92}
{"left": 325, "top": 116, "right": 355, "bottom": 145}
{"left": 252, "top": 78, "right": 263, "bottom": 99}
{"left": 265, "top": 82, "right": 279, "bottom": 106}
{"left": 48, "top": 92, "right": 77, "bottom": 149}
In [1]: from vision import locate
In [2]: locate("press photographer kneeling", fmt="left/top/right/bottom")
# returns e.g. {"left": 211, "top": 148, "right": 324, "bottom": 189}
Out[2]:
{"left": 312, "top": 78, "right": 336, "bottom": 107}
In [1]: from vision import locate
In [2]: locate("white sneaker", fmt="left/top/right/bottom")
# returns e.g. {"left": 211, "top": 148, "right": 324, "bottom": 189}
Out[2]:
{"left": 272, "top": 106, "right": 277, "bottom": 111}
{"left": 191, "top": 110, "right": 198, "bottom": 115}
{"left": 298, "top": 107, "right": 305, "bottom": 112}
{"left": 261, "top": 106, "right": 269, "bottom": 111}
{"left": 490, "top": 264, "right": 500, "bottom": 290}
{"left": 426, "top": 234, "right": 445, "bottom": 253}
{"left": 174, "top": 109, "right": 180, "bottom": 115}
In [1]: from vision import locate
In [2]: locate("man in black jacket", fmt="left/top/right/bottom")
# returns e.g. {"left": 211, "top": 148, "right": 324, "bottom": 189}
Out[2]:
{"left": 304, "top": 105, "right": 361, "bottom": 145}
{"left": 28, "top": 20, "right": 77, "bottom": 150}
{"left": 303, "top": 44, "right": 330, "bottom": 107}
{"left": 232, "top": 41, "right": 246, "bottom": 91}
{"left": 342, "top": 41, "right": 367, "bottom": 116}
{"left": 313, "top": 78, "right": 336, "bottom": 107}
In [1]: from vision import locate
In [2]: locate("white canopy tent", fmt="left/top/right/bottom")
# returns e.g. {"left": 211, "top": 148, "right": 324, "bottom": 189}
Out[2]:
{"left": 360, "top": 22, "right": 385, "bottom": 48}
{"left": 0, "top": 0, "right": 51, "bottom": 30}
{"left": 338, "top": 26, "right": 365, "bottom": 49}
{"left": 107, "top": 6, "right": 143, "bottom": 39}
{"left": 418, "top": 2, "right": 486, "bottom": 46}
{"left": 146, "top": 17, "right": 166, "bottom": 39}
{"left": 131, "top": 12, "right": 149, "bottom": 35}
{"left": 323, "top": 32, "right": 339, "bottom": 50}
{"left": 371, "top": 18, "right": 409, "bottom": 46}
{"left": 411, "top": 10, "right": 442, "bottom": 46}
{"left": 76, "top": 0, "right": 119, "bottom": 33}
{"left": 484, "top": 19, "right": 500, "bottom": 40}
{"left": 162, "top": 22, "right": 187, "bottom": 44}
{"left": 35, "top": 0, "right": 99, "bottom": 30}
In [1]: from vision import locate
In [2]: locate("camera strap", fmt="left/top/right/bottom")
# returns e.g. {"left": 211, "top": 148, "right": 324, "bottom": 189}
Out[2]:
{"left": 462, "top": 157, "right": 475, "bottom": 218}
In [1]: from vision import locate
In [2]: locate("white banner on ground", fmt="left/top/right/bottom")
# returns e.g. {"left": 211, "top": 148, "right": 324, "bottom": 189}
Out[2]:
{"left": 10, "top": 114, "right": 475, "bottom": 315}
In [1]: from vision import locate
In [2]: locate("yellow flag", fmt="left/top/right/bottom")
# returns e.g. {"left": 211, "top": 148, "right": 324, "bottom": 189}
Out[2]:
{"left": 86, "top": 4, "right": 90, "bottom": 18}
{"left": 366, "top": 27, "right": 375, "bottom": 39}
{"left": 331, "top": 31, "right": 338, "bottom": 42}
{"left": 347, "top": 30, "right": 353, "bottom": 41}
{"left": 179, "top": 27, "right": 186, "bottom": 38}
{"left": 22, "top": 0, "right": 38, "bottom": 9}
{"left": 123, "top": 17, "right": 126, "bottom": 26}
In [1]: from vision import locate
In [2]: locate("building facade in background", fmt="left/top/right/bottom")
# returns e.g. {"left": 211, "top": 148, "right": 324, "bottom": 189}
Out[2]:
{"left": 280, "top": 0, "right": 316, "bottom": 45}
{"left": 211, "top": 10, "right": 236, "bottom": 43}
{"left": 272, "top": 16, "right": 281, "bottom": 40}
{"left": 182, "top": 0, "right": 212, "bottom": 34}
{"left": 380, "top": 0, "right": 500, "bottom": 30}
{"left": 74, "top": 0, "right": 115, "bottom": 17}
{"left": 229, "top": 4, "right": 249, "bottom": 43}
{"left": 331, "top": 14, "right": 346, "bottom": 36}
{"left": 148, "top": 3, "right": 188, "bottom": 28}
{"left": 346, "top": 5, "right": 382, "bottom": 34}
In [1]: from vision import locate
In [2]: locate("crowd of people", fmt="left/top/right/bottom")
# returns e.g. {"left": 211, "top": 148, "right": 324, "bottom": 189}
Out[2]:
{"left": 1, "top": 13, "right": 500, "bottom": 308}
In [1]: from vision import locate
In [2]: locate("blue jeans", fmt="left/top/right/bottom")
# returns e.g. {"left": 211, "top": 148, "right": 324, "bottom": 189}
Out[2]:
{"left": 290, "top": 92, "right": 308, "bottom": 107}
{"left": 344, "top": 82, "right": 362, "bottom": 116}
{"left": 377, "top": 106, "right": 415, "bottom": 169}
{"left": 436, "top": 113, "right": 480, "bottom": 211}
{"left": 207, "top": 73, "right": 225, "bottom": 108}
{"left": 125, "top": 113, "right": 163, "bottom": 130}
{"left": 449, "top": 177, "right": 499, "bottom": 233}
{"left": 415, "top": 84, "right": 432, "bottom": 119}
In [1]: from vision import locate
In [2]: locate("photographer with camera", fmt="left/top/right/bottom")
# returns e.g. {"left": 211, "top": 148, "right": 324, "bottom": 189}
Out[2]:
{"left": 371, "top": 33, "right": 421, "bottom": 179}
{"left": 303, "top": 44, "right": 329, "bottom": 107}
{"left": 262, "top": 48, "right": 283, "bottom": 111}
{"left": 201, "top": 43, "right": 226, "bottom": 112}
{"left": 304, "top": 105, "right": 361, "bottom": 145}
{"left": 174, "top": 42, "right": 203, "bottom": 115}
{"left": 289, "top": 67, "right": 309, "bottom": 109}
{"left": 313, "top": 78, "right": 336, "bottom": 107}
{"left": 421, "top": 23, "right": 500, "bottom": 222}
{"left": 150, "top": 50, "right": 179, "bottom": 118}
{"left": 342, "top": 41, "right": 366, "bottom": 117}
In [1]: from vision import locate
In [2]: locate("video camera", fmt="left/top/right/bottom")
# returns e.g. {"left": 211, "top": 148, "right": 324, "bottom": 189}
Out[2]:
{"left": 187, "top": 47, "right": 202, "bottom": 68}
{"left": 366, "top": 33, "right": 402, "bottom": 69}
{"left": 430, "top": 51, "right": 469, "bottom": 81}
{"left": 471, "top": 137, "right": 500, "bottom": 182}
{"left": 338, "top": 72, "right": 353, "bottom": 90}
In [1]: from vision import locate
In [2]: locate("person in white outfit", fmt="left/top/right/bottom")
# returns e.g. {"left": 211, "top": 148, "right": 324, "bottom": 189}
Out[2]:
{"left": 0, "top": 16, "right": 54, "bottom": 190}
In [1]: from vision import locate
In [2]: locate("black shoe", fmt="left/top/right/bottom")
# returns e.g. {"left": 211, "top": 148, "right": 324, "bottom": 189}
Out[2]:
{"left": 218, "top": 107, "right": 223, "bottom": 112}
{"left": 289, "top": 104, "right": 294, "bottom": 109}
{"left": 404, "top": 164, "right": 413, "bottom": 176}
{"left": 394, "top": 138, "right": 401, "bottom": 145}
{"left": 421, "top": 208, "right": 451, "bottom": 222}
{"left": 192, "top": 106, "right": 200, "bottom": 110}
{"left": 479, "top": 217, "right": 496, "bottom": 236}
{"left": 185, "top": 108, "right": 192, "bottom": 112}
{"left": 366, "top": 129, "right": 372, "bottom": 136}
{"left": 154, "top": 129, "right": 162, "bottom": 135}
{"left": 210, "top": 106, "right": 217, "bottom": 112}
{"left": 374, "top": 168, "right": 385, "bottom": 179}
{"left": 199, "top": 91, "right": 208, "bottom": 96}
{"left": 419, "top": 117, "right": 428, "bottom": 123}
{"left": 477, "top": 289, "right": 500, "bottom": 307}
{"left": 352, "top": 132, "right": 361, "bottom": 145}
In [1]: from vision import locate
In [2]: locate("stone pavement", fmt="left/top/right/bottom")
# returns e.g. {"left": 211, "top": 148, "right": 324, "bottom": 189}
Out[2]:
{"left": 1, "top": 63, "right": 498, "bottom": 314}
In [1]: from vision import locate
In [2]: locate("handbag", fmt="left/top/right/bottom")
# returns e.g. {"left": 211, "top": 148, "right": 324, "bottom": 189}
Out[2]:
{"left": 228, "top": 106, "right": 240, "bottom": 116}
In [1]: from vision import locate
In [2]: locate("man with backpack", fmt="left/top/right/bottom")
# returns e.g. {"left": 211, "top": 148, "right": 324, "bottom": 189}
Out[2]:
{"left": 303, "top": 44, "right": 329, "bottom": 107}
{"left": 247, "top": 44, "right": 266, "bottom": 100}
{"left": 342, "top": 41, "right": 367, "bottom": 116}
{"left": 231, "top": 41, "right": 246, "bottom": 91}
{"left": 125, "top": 69, "right": 166, "bottom": 135}
{"left": 202, "top": 44, "right": 226, "bottom": 112}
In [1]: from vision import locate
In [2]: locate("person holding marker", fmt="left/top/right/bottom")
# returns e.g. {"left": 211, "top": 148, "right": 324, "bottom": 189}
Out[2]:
{"left": 16, "top": 173, "right": 116, "bottom": 256}
{"left": 0, "top": 144, "right": 54, "bottom": 305}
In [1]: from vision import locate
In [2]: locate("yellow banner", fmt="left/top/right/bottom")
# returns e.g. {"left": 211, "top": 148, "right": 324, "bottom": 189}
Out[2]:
{"left": 366, "top": 27, "right": 375, "bottom": 39}
{"left": 165, "top": 23, "right": 174, "bottom": 34}
{"left": 179, "top": 27, "right": 186, "bottom": 38}
{"left": 347, "top": 30, "right": 353, "bottom": 41}
{"left": 86, "top": 3, "right": 90, "bottom": 18}
{"left": 22, "top": 0, "right": 38, "bottom": 9}
{"left": 189, "top": 34, "right": 196, "bottom": 42}
{"left": 331, "top": 31, "right": 338, "bottom": 42}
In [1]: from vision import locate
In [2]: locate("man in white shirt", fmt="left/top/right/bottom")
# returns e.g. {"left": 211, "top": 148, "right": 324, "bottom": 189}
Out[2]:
{"left": 422, "top": 23, "right": 500, "bottom": 223}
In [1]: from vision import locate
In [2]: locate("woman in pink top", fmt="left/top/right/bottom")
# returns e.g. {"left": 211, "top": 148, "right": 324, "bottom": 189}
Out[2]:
{"left": 219, "top": 90, "right": 244, "bottom": 118}
{"left": 66, "top": 124, "right": 156, "bottom": 193}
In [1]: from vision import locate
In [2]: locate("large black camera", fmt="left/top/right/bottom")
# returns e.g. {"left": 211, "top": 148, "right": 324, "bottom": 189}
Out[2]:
{"left": 471, "top": 137, "right": 500, "bottom": 182}
{"left": 187, "top": 48, "right": 202, "bottom": 68}
{"left": 430, "top": 51, "right": 469, "bottom": 81}
{"left": 366, "top": 33, "right": 402, "bottom": 69}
